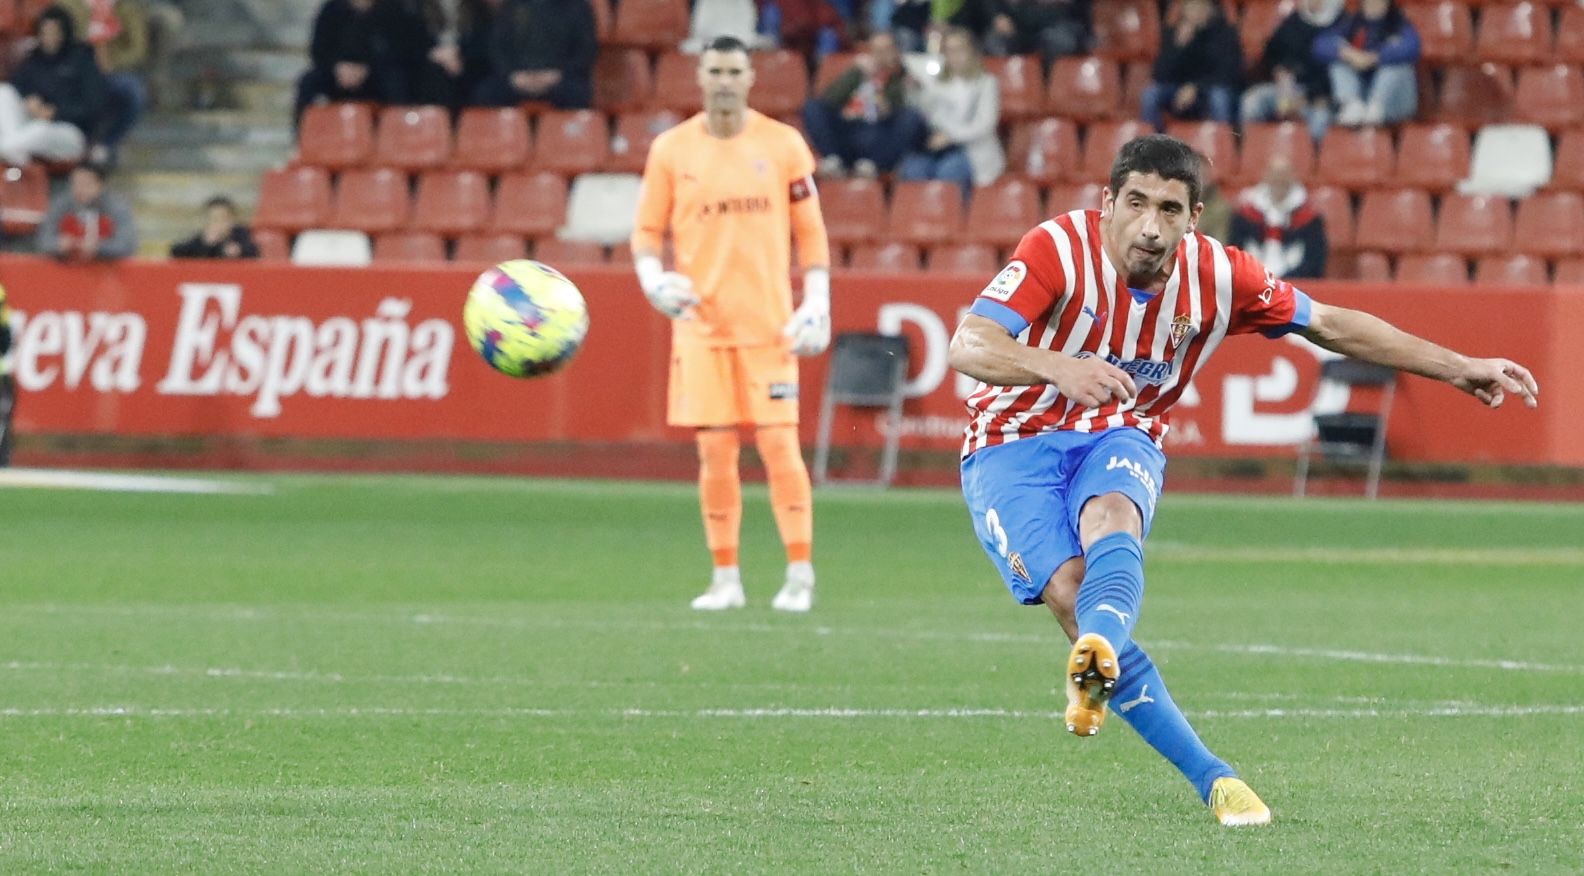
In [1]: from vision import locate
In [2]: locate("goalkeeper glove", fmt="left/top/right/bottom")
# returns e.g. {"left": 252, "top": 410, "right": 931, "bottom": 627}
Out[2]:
{"left": 783, "top": 268, "right": 831, "bottom": 357}
{"left": 635, "top": 255, "right": 699, "bottom": 320}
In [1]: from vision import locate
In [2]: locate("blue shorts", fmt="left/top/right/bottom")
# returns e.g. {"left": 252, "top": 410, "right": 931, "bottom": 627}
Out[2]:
{"left": 960, "top": 428, "right": 1166, "bottom": 605}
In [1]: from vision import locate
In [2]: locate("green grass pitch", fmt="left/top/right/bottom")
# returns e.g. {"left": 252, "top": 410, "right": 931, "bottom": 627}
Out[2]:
{"left": 1, "top": 473, "right": 1582, "bottom": 873}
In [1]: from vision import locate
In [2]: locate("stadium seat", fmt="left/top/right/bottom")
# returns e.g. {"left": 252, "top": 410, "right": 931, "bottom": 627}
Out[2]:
{"left": 593, "top": 48, "right": 654, "bottom": 112}
{"left": 929, "top": 242, "right": 999, "bottom": 275}
{"left": 608, "top": 109, "right": 682, "bottom": 173}
{"left": 813, "top": 52, "right": 856, "bottom": 95}
{"left": 329, "top": 167, "right": 411, "bottom": 233}
{"left": 253, "top": 228, "right": 289, "bottom": 260}
{"left": 1306, "top": 185, "right": 1356, "bottom": 251}
{"left": 1548, "top": 129, "right": 1584, "bottom": 191}
{"left": 454, "top": 233, "right": 529, "bottom": 264}
{"left": 489, "top": 171, "right": 569, "bottom": 238}
{"left": 532, "top": 236, "right": 608, "bottom": 265}
{"left": 1559, "top": 4, "right": 1584, "bottom": 64}
{"left": 847, "top": 241, "right": 923, "bottom": 272}
{"left": 1005, "top": 118, "right": 1081, "bottom": 184}
{"left": 0, "top": 162, "right": 47, "bottom": 235}
{"left": 1432, "top": 64, "right": 1513, "bottom": 128}
{"left": 1046, "top": 182, "right": 1106, "bottom": 214}
{"left": 888, "top": 180, "right": 965, "bottom": 246}
{"left": 1434, "top": 194, "right": 1514, "bottom": 257}
{"left": 1513, "top": 191, "right": 1584, "bottom": 258}
{"left": 290, "top": 229, "right": 372, "bottom": 266}
{"left": 589, "top": 0, "right": 613, "bottom": 38}
{"left": 410, "top": 170, "right": 490, "bottom": 236}
{"left": 1080, "top": 119, "right": 1153, "bottom": 182}
{"left": 965, "top": 177, "right": 1043, "bottom": 247}
{"left": 1513, "top": 64, "right": 1584, "bottom": 130}
{"left": 297, "top": 102, "right": 374, "bottom": 170}
{"left": 1474, "top": 3, "right": 1553, "bottom": 65}
{"left": 986, "top": 55, "right": 1045, "bottom": 120}
{"left": 1395, "top": 253, "right": 1470, "bottom": 285}
{"left": 253, "top": 165, "right": 333, "bottom": 233}
{"left": 1355, "top": 189, "right": 1434, "bottom": 254}
{"left": 1394, "top": 124, "right": 1470, "bottom": 192}
{"left": 1092, "top": 0, "right": 1159, "bottom": 61}
{"left": 750, "top": 50, "right": 810, "bottom": 117}
{"left": 1555, "top": 258, "right": 1584, "bottom": 285}
{"left": 1234, "top": 122, "right": 1315, "bottom": 187}
{"left": 1459, "top": 124, "right": 1552, "bottom": 196}
{"left": 1314, "top": 128, "right": 1395, "bottom": 191}
{"left": 373, "top": 231, "right": 446, "bottom": 263}
{"left": 561, "top": 172, "right": 643, "bottom": 244}
{"left": 819, "top": 178, "right": 887, "bottom": 244}
{"left": 1121, "top": 62, "right": 1153, "bottom": 117}
{"left": 611, "top": 0, "right": 689, "bottom": 49}
{"left": 373, "top": 106, "right": 452, "bottom": 171}
{"left": 533, "top": 110, "right": 611, "bottom": 177}
{"left": 1046, "top": 56, "right": 1124, "bottom": 122}
{"left": 652, "top": 52, "right": 705, "bottom": 115}
{"left": 1354, "top": 251, "right": 1393, "bottom": 282}
{"left": 1475, "top": 254, "right": 1549, "bottom": 286}
{"left": 1404, "top": 1, "right": 1474, "bottom": 64}
{"left": 453, "top": 107, "right": 532, "bottom": 174}
{"left": 1166, "top": 121, "right": 1238, "bottom": 185}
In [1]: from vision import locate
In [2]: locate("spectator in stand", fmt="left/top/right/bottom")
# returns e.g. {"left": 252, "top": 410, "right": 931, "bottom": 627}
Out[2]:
{"left": 879, "top": 0, "right": 997, "bottom": 53}
{"left": 1229, "top": 154, "right": 1328, "bottom": 279}
{"left": 60, "top": 0, "right": 152, "bottom": 167}
{"left": 983, "top": 0, "right": 1090, "bottom": 65}
{"left": 1313, "top": 0, "right": 1420, "bottom": 127}
{"left": 0, "top": 7, "right": 103, "bottom": 166}
{"left": 802, "top": 31, "right": 922, "bottom": 178}
{"left": 1196, "top": 178, "right": 1233, "bottom": 243}
{"left": 170, "top": 196, "right": 261, "bottom": 260}
{"left": 294, "top": 0, "right": 425, "bottom": 125}
{"left": 899, "top": 27, "right": 1002, "bottom": 196}
{"left": 1140, "top": 0, "right": 1241, "bottom": 130}
{"left": 1240, "top": 0, "right": 1342, "bottom": 142}
{"left": 763, "top": 0, "right": 844, "bottom": 60}
{"left": 472, "top": 0, "right": 596, "bottom": 110}
{"left": 684, "top": 0, "right": 775, "bottom": 54}
{"left": 399, "top": 0, "right": 504, "bottom": 108}
{"left": 37, "top": 165, "right": 138, "bottom": 262}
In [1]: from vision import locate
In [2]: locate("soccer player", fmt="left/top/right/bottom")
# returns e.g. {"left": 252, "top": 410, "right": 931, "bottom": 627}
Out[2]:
{"left": 949, "top": 135, "right": 1539, "bottom": 826}
{"left": 632, "top": 36, "right": 833, "bottom": 613}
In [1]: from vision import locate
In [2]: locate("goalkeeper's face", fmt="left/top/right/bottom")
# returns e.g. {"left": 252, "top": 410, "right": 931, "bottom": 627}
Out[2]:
{"left": 698, "top": 49, "right": 755, "bottom": 114}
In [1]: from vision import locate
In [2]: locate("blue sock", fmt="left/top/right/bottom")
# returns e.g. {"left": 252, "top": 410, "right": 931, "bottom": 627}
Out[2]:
{"left": 1110, "top": 642, "right": 1236, "bottom": 802}
{"left": 1074, "top": 532, "right": 1145, "bottom": 652}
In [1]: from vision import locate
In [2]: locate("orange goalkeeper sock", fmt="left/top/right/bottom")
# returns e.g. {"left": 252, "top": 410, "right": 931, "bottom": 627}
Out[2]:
{"left": 696, "top": 428, "right": 742, "bottom": 569}
{"left": 756, "top": 424, "right": 813, "bottom": 564}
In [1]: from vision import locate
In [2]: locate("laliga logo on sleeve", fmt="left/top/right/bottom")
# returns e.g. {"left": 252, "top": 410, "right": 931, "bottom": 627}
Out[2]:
{"left": 983, "top": 261, "right": 1027, "bottom": 302}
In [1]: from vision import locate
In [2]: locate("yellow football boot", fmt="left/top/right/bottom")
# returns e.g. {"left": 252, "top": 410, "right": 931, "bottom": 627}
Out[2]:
{"left": 1209, "top": 777, "right": 1272, "bottom": 826}
{"left": 1063, "top": 633, "right": 1119, "bottom": 737}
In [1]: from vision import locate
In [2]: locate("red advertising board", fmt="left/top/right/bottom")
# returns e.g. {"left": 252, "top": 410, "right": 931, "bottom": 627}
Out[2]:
{"left": 2, "top": 256, "right": 1579, "bottom": 467}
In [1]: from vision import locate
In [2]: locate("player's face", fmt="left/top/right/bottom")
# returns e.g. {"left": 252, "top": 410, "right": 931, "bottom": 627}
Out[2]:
{"left": 1101, "top": 172, "right": 1202, "bottom": 280}
{"left": 698, "top": 50, "right": 755, "bottom": 113}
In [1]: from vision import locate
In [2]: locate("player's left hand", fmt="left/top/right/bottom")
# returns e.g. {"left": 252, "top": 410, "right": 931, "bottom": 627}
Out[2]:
{"left": 784, "top": 298, "right": 830, "bottom": 356}
{"left": 1451, "top": 357, "right": 1539, "bottom": 409}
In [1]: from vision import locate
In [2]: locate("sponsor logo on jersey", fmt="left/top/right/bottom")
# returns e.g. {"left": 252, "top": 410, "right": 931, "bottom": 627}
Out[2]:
{"left": 768, "top": 382, "right": 798, "bottom": 400}
{"left": 1075, "top": 351, "right": 1175, "bottom": 386}
{"left": 700, "top": 196, "right": 773, "bottom": 218}
{"left": 983, "top": 261, "right": 1027, "bottom": 302}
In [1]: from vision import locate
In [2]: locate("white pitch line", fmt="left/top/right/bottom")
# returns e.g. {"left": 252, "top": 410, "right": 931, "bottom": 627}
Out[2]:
{"left": 0, "top": 468, "right": 271, "bottom": 495}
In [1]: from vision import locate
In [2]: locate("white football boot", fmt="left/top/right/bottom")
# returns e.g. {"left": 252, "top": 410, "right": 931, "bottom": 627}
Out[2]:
{"left": 771, "top": 562, "right": 815, "bottom": 613}
{"left": 690, "top": 567, "right": 746, "bottom": 610}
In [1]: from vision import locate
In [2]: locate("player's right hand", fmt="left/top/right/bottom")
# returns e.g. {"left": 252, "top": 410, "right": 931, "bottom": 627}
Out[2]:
{"left": 643, "top": 272, "right": 700, "bottom": 320}
{"left": 1051, "top": 354, "right": 1137, "bottom": 408}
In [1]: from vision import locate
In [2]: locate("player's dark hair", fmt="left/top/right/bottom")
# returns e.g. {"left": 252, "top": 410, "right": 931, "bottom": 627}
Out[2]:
{"left": 705, "top": 35, "right": 750, "bottom": 55}
{"left": 205, "top": 195, "right": 238, "bottom": 213}
{"left": 1109, "top": 135, "right": 1204, "bottom": 209}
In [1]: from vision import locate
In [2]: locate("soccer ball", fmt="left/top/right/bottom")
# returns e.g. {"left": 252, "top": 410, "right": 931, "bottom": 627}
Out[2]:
{"left": 462, "top": 259, "right": 590, "bottom": 378}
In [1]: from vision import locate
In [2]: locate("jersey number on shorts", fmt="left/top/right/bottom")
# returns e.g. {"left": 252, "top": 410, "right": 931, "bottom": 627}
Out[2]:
{"left": 984, "top": 508, "right": 1009, "bottom": 558}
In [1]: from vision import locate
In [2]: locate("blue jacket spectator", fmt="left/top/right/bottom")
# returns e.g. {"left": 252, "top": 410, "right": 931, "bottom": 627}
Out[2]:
{"left": 1313, "top": 0, "right": 1420, "bottom": 127}
{"left": 1240, "top": 0, "right": 1343, "bottom": 142}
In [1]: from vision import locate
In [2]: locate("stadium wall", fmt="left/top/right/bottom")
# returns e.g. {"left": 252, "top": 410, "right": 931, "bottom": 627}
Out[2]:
{"left": 3, "top": 256, "right": 1580, "bottom": 481}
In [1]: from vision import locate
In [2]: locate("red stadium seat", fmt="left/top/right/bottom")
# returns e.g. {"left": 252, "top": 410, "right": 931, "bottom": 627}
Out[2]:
{"left": 1394, "top": 124, "right": 1470, "bottom": 192}
{"left": 813, "top": 53, "right": 857, "bottom": 95}
{"left": 1092, "top": 0, "right": 1159, "bottom": 61}
{"left": 1549, "top": 129, "right": 1584, "bottom": 191}
{"left": 1559, "top": 4, "right": 1584, "bottom": 64}
{"left": 453, "top": 107, "right": 532, "bottom": 174}
{"left": 611, "top": 0, "right": 689, "bottom": 49}
{"left": 1474, "top": 3, "right": 1553, "bottom": 66}
{"left": 1314, "top": 128, "right": 1395, "bottom": 191}
{"left": 888, "top": 181, "right": 965, "bottom": 246}
{"left": 589, "top": 0, "right": 612, "bottom": 38}
{"left": 298, "top": 102, "right": 374, "bottom": 170}
{"left": 750, "top": 50, "right": 810, "bottom": 117}
{"left": 847, "top": 241, "right": 923, "bottom": 271}
{"left": 410, "top": 170, "right": 490, "bottom": 236}
{"left": 1046, "top": 182, "right": 1106, "bottom": 214}
{"left": 929, "top": 242, "right": 1000, "bottom": 274}
{"left": 1079, "top": 119, "right": 1153, "bottom": 182}
{"left": 532, "top": 110, "right": 610, "bottom": 176}
{"left": 608, "top": 109, "right": 682, "bottom": 173}
{"left": 1513, "top": 64, "right": 1584, "bottom": 130}
{"left": 965, "top": 177, "right": 1044, "bottom": 247}
{"left": 987, "top": 55, "right": 1045, "bottom": 120}
{"left": 1005, "top": 118, "right": 1081, "bottom": 184}
{"left": 1433, "top": 194, "right": 1514, "bottom": 257}
{"left": 1475, "top": 254, "right": 1549, "bottom": 285}
{"left": 1354, "top": 251, "right": 1393, "bottom": 282}
{"left": 1404, "top": 1, "right": 1475, "bottom": 63}
{"left": 652, "top": 52, "right": 704, "bottom": 115}
{"left": 454, "top": 233, "right": 529, "bottom": 264}
{"left": 253, "top": 228, "right": 290, "bottom": 260}
{"left": 1513, "top": 191, "right": 1584, "bottom": 258}
{"left": 1555, "top": 258, "right": 1584, "bottom": 285}
{"left": 532, "top": 236, "right": 607, "bottom": 265}
{"left": 1432, "top": 64, "right": 1514, "bottom": 128}
{"left": 373, "top": 105, "right": 452, "bottom": 171}
{"left": 1395, "top": 253, "right": 1470, "bottom": 285}
{"left": 1234, "top": 122, "right": 1315, "bottom": 187}
{"left": 489, "top": 171, "right": 569, "bottom": 238}
{"left": 1307, "top": 185, "right": 1356, "bottom": 251}
{"left": 593, "top": 48, "right": 654, "bottom": 112}
{"left": 329, "top": 167, "right": 411, "bottom": 233}
{"left": 253, "top": 165, "right": 333, "bottom": 233}
{"left": 819, "top": 178, "right": 887, "bottom": 244}
{"left": 1355, "top": 189, "right": 1434, "bottom": 254}
{"left": 1046, "top": 57, "right": 1124, "bottom": 122}
{"left": 1121, "top": 62, "right": 1153, "bottom": 117}
{"left": 373, "top": 231, "right": 446, "bottom": 263}
{"left": 1166, "top": 121, "right": 1238, "bottom": 186}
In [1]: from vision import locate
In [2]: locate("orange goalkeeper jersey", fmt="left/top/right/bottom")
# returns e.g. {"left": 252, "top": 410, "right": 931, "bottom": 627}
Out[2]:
{"left": 633, "top": 110, "right": 827, "bottom": 348}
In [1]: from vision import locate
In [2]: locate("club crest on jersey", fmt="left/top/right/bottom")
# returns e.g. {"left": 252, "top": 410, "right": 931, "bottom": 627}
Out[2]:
{"left": 754, "top": 159, "right": 770, "bottom": 177}
{"left": 1008, "top": 551, "right": 1030, "bottom": 583}
{"left": 983, "top": 261, "right": 1027, "bottom": 302}
{"left": 1169, "top": 314, "right": 1197, "bottom": 349}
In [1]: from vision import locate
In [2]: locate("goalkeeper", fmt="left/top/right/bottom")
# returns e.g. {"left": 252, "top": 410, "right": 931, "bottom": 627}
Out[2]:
{"left": 631, "top": 36, "right": 833, "bottom": 613}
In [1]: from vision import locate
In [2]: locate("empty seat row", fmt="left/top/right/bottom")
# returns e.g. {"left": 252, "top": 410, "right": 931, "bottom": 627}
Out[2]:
{"left": 253, "top": 229, "right": 626, "bottom": 268}
{"left": 1347, "top": 251, "right": 1584, "bottom": 287}
{"left": 1314, "top": 188, "right": 1584, "bottom": 258}
{"left": 254, "top": 166, "right": 573, "bottom": 238}
{"left": 1406, "top": 2, "right": 1584, "bottom": 65}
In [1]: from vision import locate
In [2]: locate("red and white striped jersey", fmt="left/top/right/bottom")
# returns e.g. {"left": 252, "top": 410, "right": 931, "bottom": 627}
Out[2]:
{"left": 961, "top": 209, "right": 1312, "bottom": 458}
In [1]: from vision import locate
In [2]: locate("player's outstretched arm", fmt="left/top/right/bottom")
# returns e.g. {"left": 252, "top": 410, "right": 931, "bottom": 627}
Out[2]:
{"left": 1300, "top": 301, "right": 1539, "bottom": 409}
{"left": 949, "top": 315, "right": 1137, "bottom": 407}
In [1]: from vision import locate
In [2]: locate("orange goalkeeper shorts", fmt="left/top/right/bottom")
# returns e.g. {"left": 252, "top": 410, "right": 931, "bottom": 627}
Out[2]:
{"left": 667, "top": 343, "right": 799, "bottom": 427}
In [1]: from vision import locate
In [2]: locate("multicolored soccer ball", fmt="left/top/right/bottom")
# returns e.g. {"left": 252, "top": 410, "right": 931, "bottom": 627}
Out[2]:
{"left": 463, "top": 260, "right": 590, "bottom": 378}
